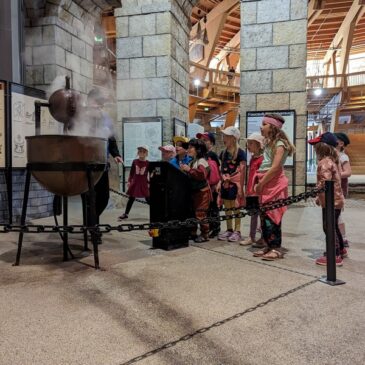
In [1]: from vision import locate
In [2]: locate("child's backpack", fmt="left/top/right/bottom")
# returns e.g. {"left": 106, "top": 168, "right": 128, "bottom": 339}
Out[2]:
{"left": 207, "top": 158, "right": 221, "bottom": 186}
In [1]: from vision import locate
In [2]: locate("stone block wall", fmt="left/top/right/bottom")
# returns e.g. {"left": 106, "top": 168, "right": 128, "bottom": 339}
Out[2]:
{"left": 24, "top": 0, "right": 117, "bottom": 95}
{"left": 0, "top": 171, "right": 54, "bottom": 223}
{"left": 240, "top": 0, "right": 307, "bottom": 194}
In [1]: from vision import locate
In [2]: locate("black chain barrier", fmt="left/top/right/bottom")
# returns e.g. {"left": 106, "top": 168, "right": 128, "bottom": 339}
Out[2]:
{"left": 109, "top": 188, "right": 149, "bottom": 205}
{"left": 0, "top": 188, "right": 324, "bottom": 234}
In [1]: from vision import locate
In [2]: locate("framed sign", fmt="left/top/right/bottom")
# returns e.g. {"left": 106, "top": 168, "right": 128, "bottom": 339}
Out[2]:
{"left": 0, "top": 82, "right": 5, "bottom": 168}
{"left": 10, "top": 83, "right": 60, "bottom": 168}
{"left": 173, "top": 118, "right": 187, "bottom": 137}
{"left": 122, "top": 117, "right": 163, "bottom": 167}
{"left": 246, "top": 110, "right": 296, "bottom": 167}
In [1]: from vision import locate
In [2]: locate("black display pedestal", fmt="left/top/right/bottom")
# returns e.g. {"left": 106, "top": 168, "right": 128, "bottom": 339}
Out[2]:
{"left": 149, "top": 162, "right": 193, "bottom": 250}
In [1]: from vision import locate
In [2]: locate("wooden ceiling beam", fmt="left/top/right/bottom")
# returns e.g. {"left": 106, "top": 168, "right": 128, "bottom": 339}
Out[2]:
{"left": 190, "top": 0, "right": 239, "bottom": 68}
{"left": 191, "top": 0, "right": 239, "bottom": 39}
{"left": 213, "top": 31, "right": 240, "bottom": 65}
{"left": 308, "top": 0, "right": 325, "bottom": 26}
{"left": 323, "top": 0, "right": 365, "bottom": 65}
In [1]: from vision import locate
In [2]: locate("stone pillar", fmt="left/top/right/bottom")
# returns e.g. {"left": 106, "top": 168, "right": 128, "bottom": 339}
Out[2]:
{"left": 115, "top": 0, "right": 197, "bottom": 145}
{"left": 240, "top": 0, "right": 307, "bottom": 194}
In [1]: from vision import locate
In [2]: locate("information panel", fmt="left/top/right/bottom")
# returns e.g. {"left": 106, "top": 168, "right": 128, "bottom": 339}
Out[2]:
{"left": 246, "top": 110, "right": 296, "bottom": 167}
{"left": 122, "top": 117, "right": 163, "bottom": 167}
{"left": 11, "top": 84, "right": 61, "bottom": 168}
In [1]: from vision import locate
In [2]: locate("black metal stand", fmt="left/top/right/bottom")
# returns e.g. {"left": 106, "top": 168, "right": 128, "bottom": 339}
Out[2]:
{"left": 13, "top": 162, "right": 106, "bottom": 269}
{"left": 319, "top": 180, "right": 345, "bottom": 286}
{"left": 81, "top": 195, "right": 90, "bottom": 251}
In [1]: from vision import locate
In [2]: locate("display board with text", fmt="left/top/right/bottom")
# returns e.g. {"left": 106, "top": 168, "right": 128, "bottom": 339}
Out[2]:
{"left": 122, "top": 117, "right": 163, "bottom": 167}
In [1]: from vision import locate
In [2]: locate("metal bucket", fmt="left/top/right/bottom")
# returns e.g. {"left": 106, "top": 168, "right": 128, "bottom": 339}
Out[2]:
{"left": 26, "top": 135, "right": 108, "bottom": 196}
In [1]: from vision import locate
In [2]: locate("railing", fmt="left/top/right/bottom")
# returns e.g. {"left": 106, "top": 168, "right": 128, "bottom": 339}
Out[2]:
{"left": 336, "top": 123, "right": 365, "bottom": 134}
{"left": 189, "top": 61, "right": 240, "bottom": 91}
{"left": 306, "top": 71, "right": 365, "bottom": 89}
{"left": 189, "top": 62, "right": 365, "bottom": 93}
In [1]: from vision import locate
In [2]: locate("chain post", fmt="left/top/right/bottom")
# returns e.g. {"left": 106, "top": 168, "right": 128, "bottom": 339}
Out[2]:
{"left": 319, "top": 180, "right": 345, "bottom": 286}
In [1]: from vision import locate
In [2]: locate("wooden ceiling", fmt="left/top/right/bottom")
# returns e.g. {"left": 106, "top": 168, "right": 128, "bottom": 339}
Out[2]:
{"left": 307, "top": 0, "right": 365, "bottom": 60}
{"left": 191, "top": 0, "right": 365, "bottom": 63}
{"left": 190, "top": 0, "right": 240, "bottom": 58}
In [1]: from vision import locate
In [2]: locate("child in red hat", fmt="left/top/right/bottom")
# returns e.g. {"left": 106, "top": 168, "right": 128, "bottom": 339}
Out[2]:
{"left": 308, "top": 132, "right": 345, "bottom": 266}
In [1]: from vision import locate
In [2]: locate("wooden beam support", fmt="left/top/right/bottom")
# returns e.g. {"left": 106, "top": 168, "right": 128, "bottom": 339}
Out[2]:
{"left": 211, "top": 30, "right": 240, "bottom": 67}
{"left": 323, "top": 1, "right": 365, "bottom": 66}
{"left": 224, "top": 108, "right": 239, "bottom": 128}
{"left": 190, "top": 0, "right": 238, "bottom": 68}
{"left": 189, "top": 104, "right": 197, "bottom": 123}
{"left": 191, "top": 0, "right": 238, "bottom": 39}
{"left": 308, "top": 0, "right": 324, "bottom": 26}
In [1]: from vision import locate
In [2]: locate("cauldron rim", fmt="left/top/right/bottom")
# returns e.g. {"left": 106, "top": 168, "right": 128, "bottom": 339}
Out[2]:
{"left": 26, "top": 135, "right": 108, "bottom": 141}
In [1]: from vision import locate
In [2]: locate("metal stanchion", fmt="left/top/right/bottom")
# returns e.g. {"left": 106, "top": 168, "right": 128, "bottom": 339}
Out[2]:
{"left": 319, "top": 180, "right": 345, "bottom": 286}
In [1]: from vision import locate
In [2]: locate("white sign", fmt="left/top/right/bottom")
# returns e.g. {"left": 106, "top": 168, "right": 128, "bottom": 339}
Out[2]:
{"left": 0, "top": 83, "right": 5, "bottom": 168}
{"left": 246, "top": 111, "right": 295, "bottom": 167}
{"left": 11, "top": 92, "right": 36, "bottom": 168}
{"left": 123, "top": 118, "right": 162, "bottom": 167}
{"left": 187, "top": 123, "right": 204, "bottom": 138}
{"left": 11, "top": 91, "right": 61, "bottom": 167}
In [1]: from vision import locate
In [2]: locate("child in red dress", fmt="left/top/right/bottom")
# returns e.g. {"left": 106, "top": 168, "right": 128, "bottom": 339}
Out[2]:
{"left": 180, "top": 139, "right": 211, "bottom": 243}
{"left": 239, "top": 132, "right": 265, "bottom": 247}
{"left": 118, "top": 145, "right": 149, "bottom": 220}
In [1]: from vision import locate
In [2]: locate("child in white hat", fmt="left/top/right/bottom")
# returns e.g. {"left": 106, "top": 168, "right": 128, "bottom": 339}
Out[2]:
{"left": 240, "top": 133, "right": 266, "bottom": 247}
{"left": 217, "top": 127, "right": 247, "bottom": 242}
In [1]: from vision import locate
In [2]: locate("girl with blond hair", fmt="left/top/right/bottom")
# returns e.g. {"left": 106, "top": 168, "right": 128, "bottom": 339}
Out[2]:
{"left": 253, "top": 114, "right": 295, "bottom": 260}
{"left": 217, "top": 126, "right": 247, "bottom": 242}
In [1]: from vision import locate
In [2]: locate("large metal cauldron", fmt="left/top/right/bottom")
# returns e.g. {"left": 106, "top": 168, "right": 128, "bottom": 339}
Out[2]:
{"left": 26, "top": 135, "right": 107, "bottom": 196}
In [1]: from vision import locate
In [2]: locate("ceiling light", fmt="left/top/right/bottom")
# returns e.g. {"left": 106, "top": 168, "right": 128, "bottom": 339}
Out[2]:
{"left": 193, "top": 79, "right": 201, "bottom": 87}
{"left": 314, "top": 88, "right": 323, "bottom": 96}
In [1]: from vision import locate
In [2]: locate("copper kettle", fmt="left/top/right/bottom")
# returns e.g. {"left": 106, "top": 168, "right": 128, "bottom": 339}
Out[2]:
{"left": 48, "top": 76, "right": 81, "bottom": 131}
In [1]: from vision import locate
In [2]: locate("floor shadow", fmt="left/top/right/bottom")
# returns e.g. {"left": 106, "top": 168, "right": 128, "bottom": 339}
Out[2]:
{"left": 0, "top": 239, "right": 89, "bottom": 266}
{"left": 74, "top": 269, "right": 243, "bottom": 365}
{"left": 302, "top": 248, "right": 323, "bottom": 259}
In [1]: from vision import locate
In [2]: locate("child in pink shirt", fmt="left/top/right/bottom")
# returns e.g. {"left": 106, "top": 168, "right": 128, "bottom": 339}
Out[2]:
{"left": 308, "top": 132, "right": 345, "bottom": 266}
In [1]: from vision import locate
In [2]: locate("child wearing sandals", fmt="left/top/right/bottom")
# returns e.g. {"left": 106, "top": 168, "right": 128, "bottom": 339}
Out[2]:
{"left": 118, "top": 146, "right": 149, "bottom": 220}
{"left": 239, "top": 132, "right": 265, "bottom": 248}
{"left": 334, "top": 132, "right": 351, "bottom": 250}
{"left": 217, "top": 127, "right": 246, "bottom": 242}
{"left": 308, "top": 132, "right": 345, "bottom": 266}
{"left": 252, "top": 114, "right": 295, "bottom": 261}
{"left": 180, "top": 139, "right": 211, "bottom": 243}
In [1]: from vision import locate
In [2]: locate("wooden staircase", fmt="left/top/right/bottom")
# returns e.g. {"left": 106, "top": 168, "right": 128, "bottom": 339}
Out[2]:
{"left": 345, "top": 134, "right": 365, "bottom": 175}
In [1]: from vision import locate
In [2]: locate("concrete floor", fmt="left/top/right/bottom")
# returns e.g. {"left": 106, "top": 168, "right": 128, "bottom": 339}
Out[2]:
{"left": 0, "top": 194, "right": 365, "bottom": 365}
{"left": 306, "top": 172, "right": 365, "bottom": 185}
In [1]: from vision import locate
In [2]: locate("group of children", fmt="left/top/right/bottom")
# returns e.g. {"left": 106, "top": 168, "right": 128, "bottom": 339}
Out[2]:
{"left": 118, "top": 113, "right": 352, "bottom": 266}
